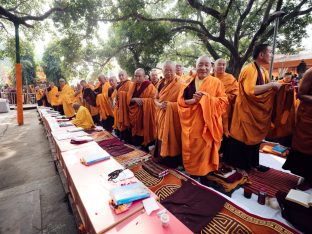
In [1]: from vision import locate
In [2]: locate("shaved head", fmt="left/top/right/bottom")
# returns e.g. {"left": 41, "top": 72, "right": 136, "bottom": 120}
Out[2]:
{"left": 98, "top": 74, "right": 106, "bottom": 84}
{"left": 73, "top": 102, "right": 80, "bottom": 111}
{"left": 134, "top": 68, "right": 146, "bottom": 83}
{"left": 196, "top": 55, "right": 212, "bottom": 79}
{"left": 118, "top": 70, "right": 128, "bottom": 82}
{"left": 163, "top": 61, "right": 176, "bottom": 80}
{"left": 109, "top": 76, "right": 118, "bottom": 88}
{"left": 214, "top": 58, "right": 227, "bottom": 75}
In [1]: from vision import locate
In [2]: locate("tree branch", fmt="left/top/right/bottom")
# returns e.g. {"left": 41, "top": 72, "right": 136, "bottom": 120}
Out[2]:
{"left": 6, "top": 0, "right": 29, "bottom": 12}
{"left": 187, "top": 0, "right": 222, "bottom": 20}
{"left": 200, "top": 36, "right": 220, "bottom": 60}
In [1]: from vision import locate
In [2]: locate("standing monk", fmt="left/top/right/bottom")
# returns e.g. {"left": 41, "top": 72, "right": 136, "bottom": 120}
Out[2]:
{"left": 283, "top": 68, "right": 312, "bottom": 188}
{"left": 150, "top": 69, "right": 159, "bottom": 87}
{"left": 176, "top": 63, "right": 190, "bottom": 83}
{"left": 223, "top": 44, "right": 282, "bottom": 171}
{"left": 58, "top": 78, "right": 75, "bottom": 118}
{"left": 114, "top": 70, "right": 131, "bottom": 140}
{"left": 214, "top": 58, "right": 239, "bottom": 152}
{"left": 81, "top": 80, "right": 100, "bottom": 124}
{"left": 127, "top": 68, "right": 157, "bottom": 147}
{"left": 154, "top": 61, "right": 183, "bottom": 168}
{"left": 47, "top": 82, "right": 59, "bottom": 111}
{"left": 178, "top": 55, "right": 228, "bottom": 179}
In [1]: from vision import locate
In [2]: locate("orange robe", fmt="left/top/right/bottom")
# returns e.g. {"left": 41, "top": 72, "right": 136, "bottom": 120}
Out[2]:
{"left": 48, "top": 86, "right": 59, "bottom": 106}
{"left": 127, "top": 81, "right": 157, "bottom": 146}
{"left": 178, "top": 74, "right": 191, "bottom": 84}
{"left": 82, "top": 84, "right": 99, "bottom": 117}
{"left": 215, "top": 72, "right": 238, "bottom": 136}
{"left": 114, "top": 80, "right": 131, "bottom": 131}
{"left": 59, "top": 84, "right": 75, "bottom": 118}
{"left": 35, "top": 89, "right": 44, "bottom": 101}
{"left": 96, "top": 83, "right": 114, "bottom": 121}
{"left": 178, "top": 75, "right": 228, "bottom": 176}
{"left": 230, "top": 63, "right": 275, "bottom": 145}
{"left": 155, "top": 77, "right": 182, "bottom": 157}
{"left": 267, "top": 80, "right": 295, "bottom": 139}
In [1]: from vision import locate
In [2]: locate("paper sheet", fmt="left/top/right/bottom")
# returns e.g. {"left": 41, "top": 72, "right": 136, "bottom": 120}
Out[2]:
{"left": 143, "top": 197, "right": 159, "bottom": 215}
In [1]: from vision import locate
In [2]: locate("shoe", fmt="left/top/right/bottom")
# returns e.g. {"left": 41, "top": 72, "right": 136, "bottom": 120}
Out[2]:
{"left": 256, "top": 165, "right": 270, "bottom": 172}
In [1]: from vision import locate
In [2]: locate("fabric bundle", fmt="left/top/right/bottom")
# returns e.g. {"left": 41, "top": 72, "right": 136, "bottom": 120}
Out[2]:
{"left": 142, "top": 160, "right": 169, "bottom": 178}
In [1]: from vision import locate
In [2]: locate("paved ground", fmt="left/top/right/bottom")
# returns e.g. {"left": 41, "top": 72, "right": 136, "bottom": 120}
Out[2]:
{"left": 0, "top": 110, "right": 77, "bottom": 234}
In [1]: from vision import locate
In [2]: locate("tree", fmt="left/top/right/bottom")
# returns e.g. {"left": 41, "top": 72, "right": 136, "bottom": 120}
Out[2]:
{"left": 64, "top": 0, "right": 311, "bottom": 77}
{"left": 41, "top": 42, "right": 64, "bottom": 85}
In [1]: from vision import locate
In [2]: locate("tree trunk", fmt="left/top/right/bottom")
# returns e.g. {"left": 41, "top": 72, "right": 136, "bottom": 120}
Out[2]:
{"left": 228, "top": 56, "right": 244, "bottom": 79}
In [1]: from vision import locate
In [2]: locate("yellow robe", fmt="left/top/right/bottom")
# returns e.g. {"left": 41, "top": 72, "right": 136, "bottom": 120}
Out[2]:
{"left": 59, "top": 84, "right": 75, "bottom": 118}
{"left": 230, "top": 63, "right": 275, "bottom": 145}
{"left": 178, "top": 75, "right": 228, "bottom": 176}
{"left": 48, "top": 86, "right": 59, "bottom": 106}
{"left": 71, "top": 106, "right": 95, "bottom": 129}
{"left": 215, "top": 72, "right": 239, "bottom": 136}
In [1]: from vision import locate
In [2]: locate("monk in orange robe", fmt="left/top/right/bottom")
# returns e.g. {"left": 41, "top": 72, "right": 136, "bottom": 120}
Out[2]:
{"left": 154, "top": 61, "right": 183, "bottom": 168}
{"left": 266, "top": 72, "right": 295, "bottom": 146}
{"left": 223, "top": 44, "right": 282, "bottom": 171}
{"left": 47, "top": 82, "right": 60, "bottom": 111}
{"left": 150, "top": 69, "right": 160, "bottom": 87}
{"left": 283, "top": 68, "right": 312, "bottom": 187}
{"left": 81, "top": 80, "right": 100, "bottom": 124}
{"left": 114, "top": 70, "right": 131, "bottom": 141}
{"left": 178, "top": 56, "right": 228, "bottom": 178}
{"left": 214, "top": 58, "right": 239, "bottom": 153}
{"left": 96, "top": 76, "right": 117, "bottom": 131}
{"left": 127, "top": 68, "right": 157, "bottom": 147}
{"left": 176, "top": 63, "right": 190, "bottom": 83}
{"left": 58, "top": 79, "right": 75, "bottom": 118}
{"left": 35, "top": 86, "right": 45, "bottom": 106}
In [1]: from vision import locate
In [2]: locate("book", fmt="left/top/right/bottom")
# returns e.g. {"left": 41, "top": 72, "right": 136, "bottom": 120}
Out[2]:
{"left": 80, "top": 151, "right": 110, "bottom": 166}
{"left": 59, "top": 122, "right": 74, "bottom": 127}
{"left": 110, "top": 182, "right": 151, "bottom": 205}
{"left": 67, "top": 127, "right": 84, "bottom": 133}
{"left": 286, "top": 189, "right": 312, "bottom": 208}
{"left": 272, "top": 145, "right": 288, "bottom": 154}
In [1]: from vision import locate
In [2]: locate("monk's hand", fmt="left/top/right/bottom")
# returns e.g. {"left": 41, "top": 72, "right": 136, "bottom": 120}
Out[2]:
{"left": 193, "top": 92, "right": 204, "bottom": 102}
{"left": 271, "top": 82, "right": 282, "bottom": 91}
{"left": 160, "top": 101, "right": 167, "bottom": 110}
{"left": 133, "top": 98, "right": 143, "bottom": 106}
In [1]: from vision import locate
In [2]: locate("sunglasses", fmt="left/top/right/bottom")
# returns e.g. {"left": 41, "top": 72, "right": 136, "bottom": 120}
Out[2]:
{"left": 108, "top": 169, "right": 124, "bottom": 181}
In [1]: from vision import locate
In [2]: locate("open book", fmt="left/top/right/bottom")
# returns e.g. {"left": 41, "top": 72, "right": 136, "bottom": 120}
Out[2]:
{"left": 286, "top": 189, "right": 312, "bottom": 208}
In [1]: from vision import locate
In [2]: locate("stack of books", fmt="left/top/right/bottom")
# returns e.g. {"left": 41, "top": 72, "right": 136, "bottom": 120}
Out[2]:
{"left": 142, "top": 160, "right": 169, "bottom": 178}
{"left": 110, "top": 182, "right": 151, "bottom": 205}
{"left": 80, "top": 150, "right": 110, "bottom": 166}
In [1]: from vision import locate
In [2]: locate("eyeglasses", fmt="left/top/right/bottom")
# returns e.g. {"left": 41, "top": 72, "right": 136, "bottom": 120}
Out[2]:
{"left": 108, "top": 169, "right": 124, "bottom": 182}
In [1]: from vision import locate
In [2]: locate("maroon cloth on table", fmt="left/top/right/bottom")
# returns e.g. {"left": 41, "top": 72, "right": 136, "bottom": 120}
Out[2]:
{"left": 132, "top": 80, "right": 151, "bottom": 98}
{"left": 97, "top": 138, "right": 124, "bottom": 148}
{"left": 243, "top": 168, "right": 300, "bottom": 197}
{"left": 161, "top": 180, "right": 226, "bottom": 233}
{"left": 105, "top": 145, "right": 134, "bottom": 157}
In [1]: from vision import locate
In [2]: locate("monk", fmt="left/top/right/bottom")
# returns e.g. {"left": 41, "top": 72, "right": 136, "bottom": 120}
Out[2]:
{"left": 223, "top": 44, "right": 282, "bottom": 171}
{"left": 47, "top": 82, "right": 59, "bottom": 111}
{"left": 71, "top": 103, "right": 95, "bottom": 129}
{"left": 150, "top": 69, "right": 159, "bottom": 87}
{"left": 96, "top": 76, "right": 116, "bottom": 131}
{"left": 35, "top": 86, "right": 45, "bottom": 106}
{"left": 178, "top": 55, "right": 228, "bottom": 179}
{"left": 114, "top": 70, "right": 131, "bottom": 140}
{"left": 266, "top": 72, "right": 295, "bottom": 146}
{"left": 176, "top": 63, "right": 190, "bottom": 83}
{"left": 154, "top": 61, "right": 183, "bottom": 168}
{"left": 94, "top": 74, "right": 109, "bottom": 94}
{"left": 58, "top": 78, "right": 75, "bottom": 118}
{"left": 214, "top": 58, "right": 239, "bottom": 152}
{"left": 283, "top": 68, "right": 312, "bottom": 188}
{"left": 80, "top": 80, "right": 100, "bottom": 124}
{"left": 127, "top": 68, "right": 157, "bottom": 147}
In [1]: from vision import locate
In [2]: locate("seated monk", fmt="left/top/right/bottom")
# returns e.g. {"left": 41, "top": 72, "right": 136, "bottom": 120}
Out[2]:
{"left": 178, "top": 55, "right": 228, "bottom": 180}
{"left": 213, "top": 58, "right": 239, "bottom": 153}
{"left": 154, "top": 61, "right": 183, "bottom": 168}
{"left": 71, "top": 103, "right": 95, "bottom": 129}
{"left": 283, "top": 68, "right": 312, "bottom": 189}
{"left": 223, "top": 44, "right": 282, "bottom": 171}
{"left": 114, "top": 70, "right": 131, "bottom": 141}
{"left": 127, "top": 68, "right": 157, "bottom": 148}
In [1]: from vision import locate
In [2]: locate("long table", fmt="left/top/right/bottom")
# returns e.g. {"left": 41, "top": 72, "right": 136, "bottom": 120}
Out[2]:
{"left": 38, "top": 107, "right": 192, "bottom": 234}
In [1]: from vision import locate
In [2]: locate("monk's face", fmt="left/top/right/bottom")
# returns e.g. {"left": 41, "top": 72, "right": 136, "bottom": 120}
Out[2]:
{"left": 98, "top": 76, "right": 106, "bottom": 84}
{"left": 118, "top": 72, "right": 128, "bottom": 82}
{"left": 260, "top": 47, "right": 272, "bottom": 64}
{"left": 50, "top": 82, "right": 54, "bottom": 88}
{"left": 215, "top": 60, "right": 226, "bottom": 74}
{"left": 163, "top": 64, "right": 175, "bottom": 80}
{"left": 196, "top": 57, "right": 211, "bottom": 79}
{"left": 134, "top": 70, "right": 145, "bottom": 84}
{"left": 59, "top": 80, "right": 65, "bottom": 88}
{"left": 283, "top": 75, "right": 292, "bottom": 83}
{"left": 109, "top": 78, "right": 117, "bottom": 88}
{"left": 80, "top": 81, "right": 87, "bottom": 88}
{"left": 150, "top": 72, "right": 158, "bottom": 83}
{"left": 176, "top": 64, "right": 183, "bottom": 76}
